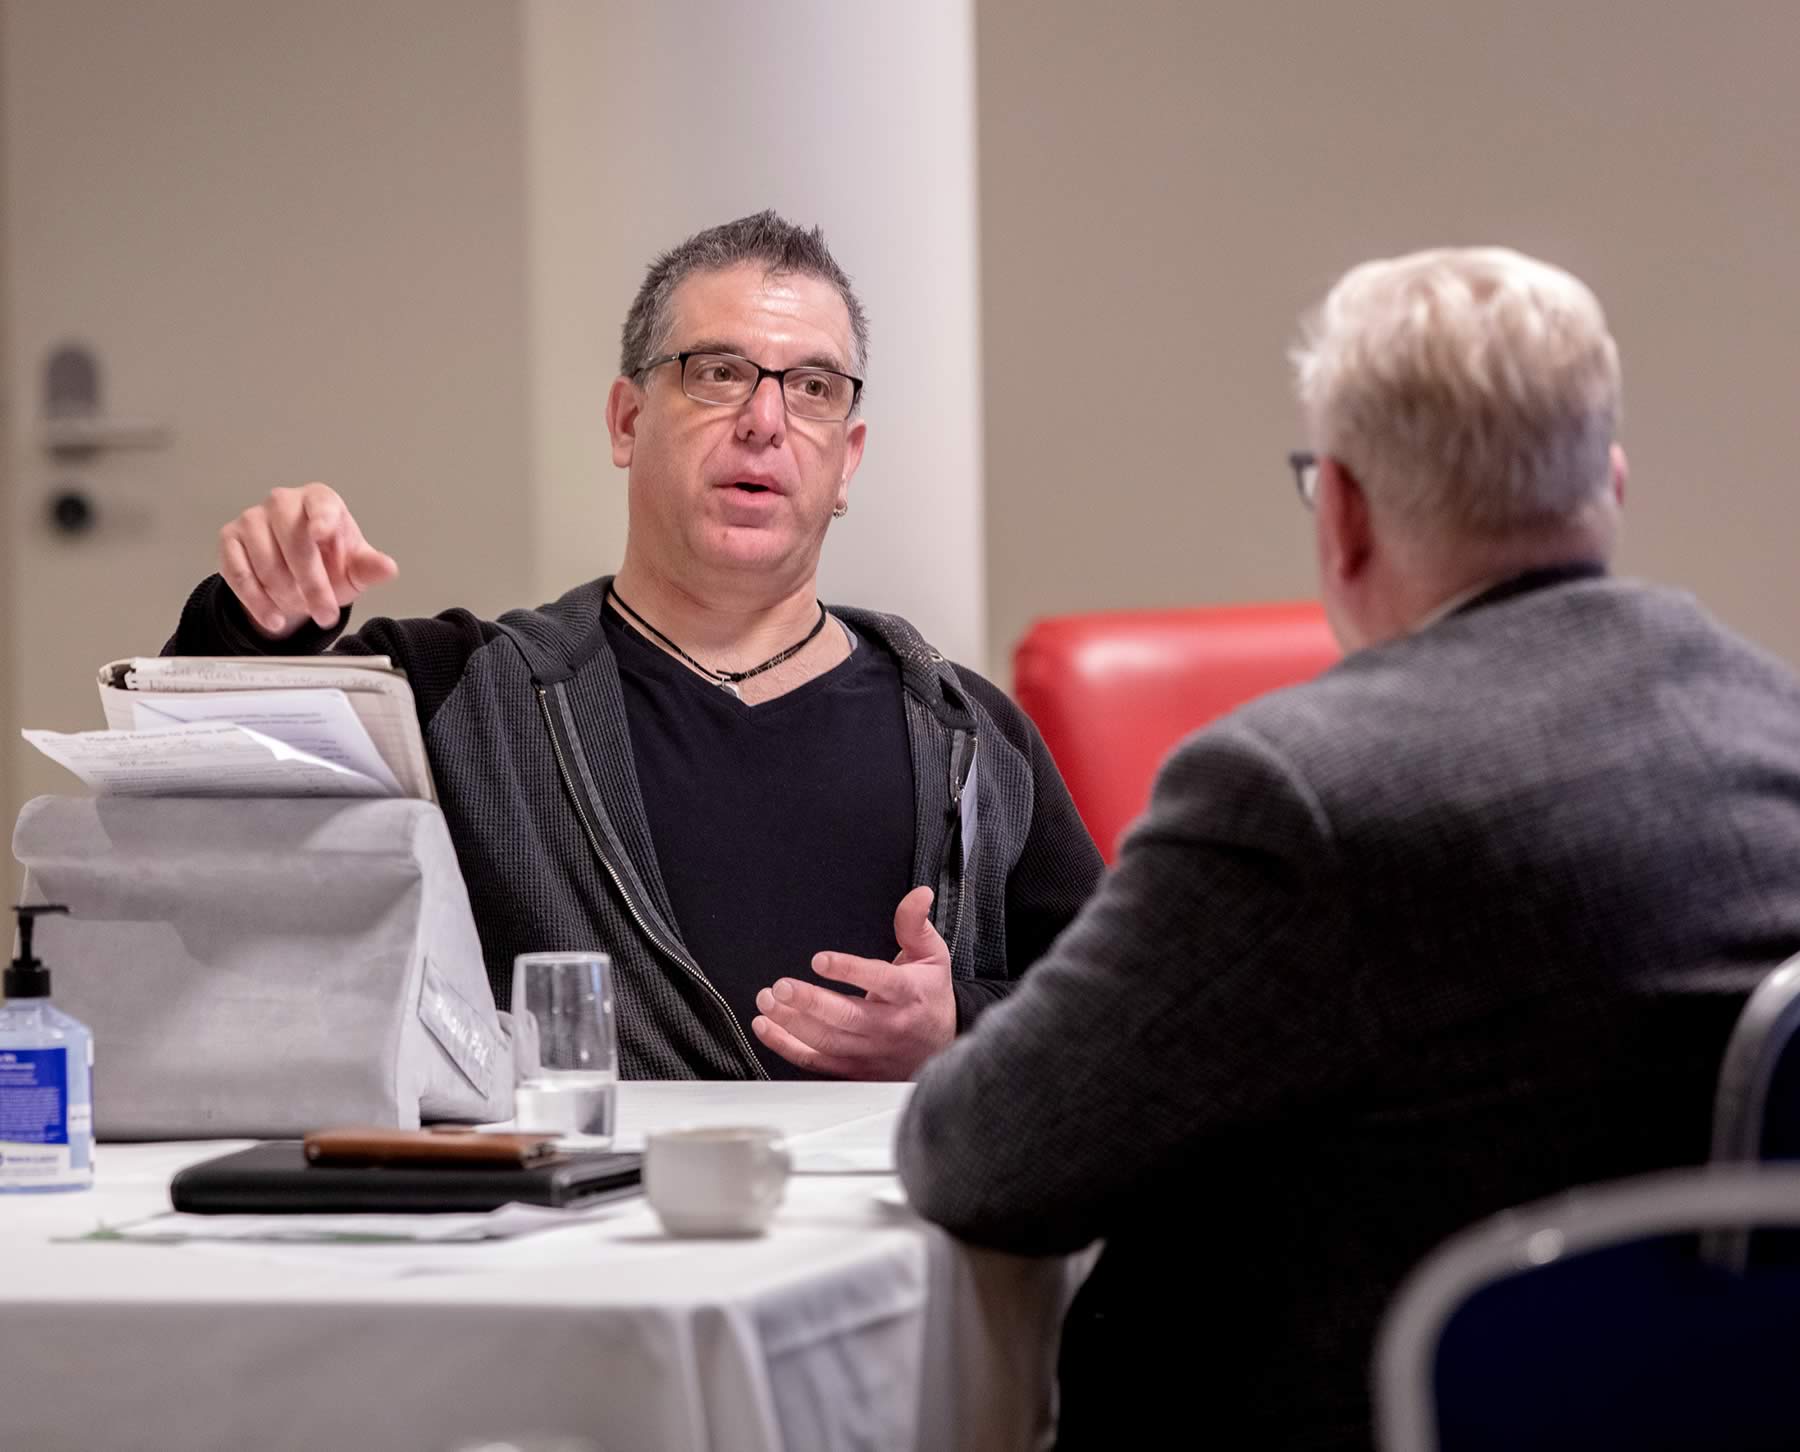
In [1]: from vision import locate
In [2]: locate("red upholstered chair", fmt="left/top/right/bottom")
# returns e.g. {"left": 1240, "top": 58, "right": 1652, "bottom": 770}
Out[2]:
{"left": 1013, "top": 602, "right": 1340, "bottom": 862}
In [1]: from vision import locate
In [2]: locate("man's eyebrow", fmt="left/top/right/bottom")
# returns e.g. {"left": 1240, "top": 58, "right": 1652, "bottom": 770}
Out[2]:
{"left": 680, "top": 338, "right": 748, "bottom": 359}
{"left": 679, "top": 340, "right": 853, "bottom": 375}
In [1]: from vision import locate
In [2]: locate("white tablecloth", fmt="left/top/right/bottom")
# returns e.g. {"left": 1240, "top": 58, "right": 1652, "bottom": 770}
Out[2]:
{"left": 0, "top": 1082, "right": 1082, "bottom": 1452}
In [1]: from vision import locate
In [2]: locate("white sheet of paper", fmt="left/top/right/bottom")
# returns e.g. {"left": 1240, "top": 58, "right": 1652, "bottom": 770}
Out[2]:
{"left": 790, "top": 1146, "right": 897, "bottom": 1174}
{"left": 95, "top": 1199, "right": 634, "bottom": 1244}
{"left": 784, "top": 1107, "right": 901, "bottom": 1174}
{"left": 22, "top": 721, "right": 391, "bottom": 798}
{"left": 127, "top": 688, "right": 403, "bottom": 796}
{"left": 74, "top": 1198, "right": 641, "bottom": 1281}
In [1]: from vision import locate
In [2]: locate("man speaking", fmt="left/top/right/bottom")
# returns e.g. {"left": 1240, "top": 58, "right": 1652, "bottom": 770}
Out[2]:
{"left": 166, "top": 211, "right": 1102, "bottom": 1082}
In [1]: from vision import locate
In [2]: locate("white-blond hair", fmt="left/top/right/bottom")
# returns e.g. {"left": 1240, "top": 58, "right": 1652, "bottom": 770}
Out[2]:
{"left": 1292, "top": 247, "right": 1621, "bottom": 534}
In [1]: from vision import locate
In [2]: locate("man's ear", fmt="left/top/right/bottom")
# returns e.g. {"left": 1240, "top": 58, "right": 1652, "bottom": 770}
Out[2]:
{"left": 836, "top": 417, "right": 868, "bottom": 512}
{"left": 606, "top": 376, "right": 642, "bottom": 469}
{"left": 1609, "top": 441, "right": 1628, "bottom": 509}
{"left": 1318, "top": 455, "right": 1374, "bottom": 585}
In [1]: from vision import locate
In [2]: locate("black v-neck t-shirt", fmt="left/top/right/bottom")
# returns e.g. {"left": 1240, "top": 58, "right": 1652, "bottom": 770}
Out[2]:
{"left": 603, "top": 607, "right": 917, "bottom": 1078}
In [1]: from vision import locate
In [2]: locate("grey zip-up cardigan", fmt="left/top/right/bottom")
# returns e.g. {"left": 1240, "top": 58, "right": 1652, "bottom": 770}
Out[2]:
{"left": 168, "top": 574, "right": 1104, "bottom": 1079}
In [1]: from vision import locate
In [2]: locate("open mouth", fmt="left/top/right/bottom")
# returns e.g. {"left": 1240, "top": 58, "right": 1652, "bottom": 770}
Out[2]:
{"left": 734, "top": 482, "right": 770, "bottom": 493}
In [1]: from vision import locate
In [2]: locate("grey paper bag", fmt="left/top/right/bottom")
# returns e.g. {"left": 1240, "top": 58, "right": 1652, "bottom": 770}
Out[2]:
{"left": 10, "top": 795, "right": 511, "bottom": 1139}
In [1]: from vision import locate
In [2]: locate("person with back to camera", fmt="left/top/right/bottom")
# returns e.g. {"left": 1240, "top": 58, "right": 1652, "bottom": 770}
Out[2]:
{"left": 896, "top": 246, "right": 1800, "bottom": 1448}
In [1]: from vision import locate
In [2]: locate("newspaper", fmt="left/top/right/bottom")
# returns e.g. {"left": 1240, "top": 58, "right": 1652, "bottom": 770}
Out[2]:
{"left": 21, "top": 655, "right": 435, "bottom": 800}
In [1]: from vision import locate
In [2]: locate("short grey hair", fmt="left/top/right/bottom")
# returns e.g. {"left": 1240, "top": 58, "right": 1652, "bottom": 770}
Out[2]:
{"left": 619, "top": 210, "right": 869, "bottom": 388}
{"left": 1292, "top": 247, "right": 1622, "bottom": 534}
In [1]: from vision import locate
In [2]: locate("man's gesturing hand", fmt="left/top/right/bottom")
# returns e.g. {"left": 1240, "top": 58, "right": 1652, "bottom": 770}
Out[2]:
{"left": 218, "top": 483, "right": 399, "bottom": 639}
{"left": 753, "top": 885, "right": 956, "bottom": 1081}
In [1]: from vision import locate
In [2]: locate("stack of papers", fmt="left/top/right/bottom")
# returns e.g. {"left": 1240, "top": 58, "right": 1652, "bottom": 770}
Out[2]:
{"left": 22, "top": 655, "right": 435, "bottom": 801}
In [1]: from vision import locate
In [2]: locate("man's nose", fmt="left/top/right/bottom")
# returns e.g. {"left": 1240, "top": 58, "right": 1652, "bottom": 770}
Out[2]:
{"left": 735, "top": 375, "right": 787, "bottom": 443}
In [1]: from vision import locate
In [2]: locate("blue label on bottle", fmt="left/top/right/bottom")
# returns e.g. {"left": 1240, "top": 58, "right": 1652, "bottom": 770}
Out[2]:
{"left": 0, "top": 1048, "right": 68, "bottom": 1144}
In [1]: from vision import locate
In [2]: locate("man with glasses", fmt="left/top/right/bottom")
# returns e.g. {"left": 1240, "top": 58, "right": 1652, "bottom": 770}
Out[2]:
{"left": 898, "top": 247, "right": 1800, "bottom": 1446}
{"left": 165, "top": 211, "right": 1102, "bottom": 1081}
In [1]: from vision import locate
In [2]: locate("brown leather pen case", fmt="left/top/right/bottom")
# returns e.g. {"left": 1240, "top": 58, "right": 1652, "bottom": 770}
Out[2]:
{"left": 304, "top": 1126, "right": 564, "bottom": 1168}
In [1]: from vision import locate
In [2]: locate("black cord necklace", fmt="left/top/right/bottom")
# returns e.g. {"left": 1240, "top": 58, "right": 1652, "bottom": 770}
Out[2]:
{"left": 609, "top": 589, "right": 829, "bottom": 697}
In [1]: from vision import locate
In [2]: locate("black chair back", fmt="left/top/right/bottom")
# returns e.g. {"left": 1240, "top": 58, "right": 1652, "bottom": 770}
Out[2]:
{"left": 1375, "top": 1166, "right": 1800, "bottom": 1452}
{"left": 1707, "top": 953, "right": 1800, "bottom": 1268}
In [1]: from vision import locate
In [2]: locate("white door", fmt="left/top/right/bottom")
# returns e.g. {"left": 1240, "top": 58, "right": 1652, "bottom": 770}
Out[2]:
{"left": 1, "top": 0, "right": 533, "bottom": 834}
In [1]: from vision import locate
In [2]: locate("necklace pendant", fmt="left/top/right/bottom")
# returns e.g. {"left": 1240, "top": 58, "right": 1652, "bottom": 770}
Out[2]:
{"left": 718, "top": 680, "right": 743, "bottom": 701}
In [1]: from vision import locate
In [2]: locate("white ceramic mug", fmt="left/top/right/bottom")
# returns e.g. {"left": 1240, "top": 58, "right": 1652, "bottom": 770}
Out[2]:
{"left": 643, "top": 1125, "right": 792, "bottom": 1237}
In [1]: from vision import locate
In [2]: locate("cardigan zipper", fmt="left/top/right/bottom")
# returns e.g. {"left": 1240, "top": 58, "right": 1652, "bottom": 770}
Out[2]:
{"left": 940, "top": 728, "right": 976, "bottom": 964}
{"left": 535, "top": 684, "right": 767, "bottom": 1079}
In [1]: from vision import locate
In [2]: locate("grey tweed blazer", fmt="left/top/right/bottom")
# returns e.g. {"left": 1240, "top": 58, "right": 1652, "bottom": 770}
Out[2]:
{"left": 898, "top": 570, "right": 1800, "bottom": 1450}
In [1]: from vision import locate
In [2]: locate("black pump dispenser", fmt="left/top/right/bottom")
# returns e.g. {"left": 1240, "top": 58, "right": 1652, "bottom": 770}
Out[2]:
{"left": 6, "top": 904, "right": 70, "bottom": 999}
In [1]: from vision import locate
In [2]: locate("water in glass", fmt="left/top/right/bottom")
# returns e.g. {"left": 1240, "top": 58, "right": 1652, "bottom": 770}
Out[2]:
{"left": 511, "top": 951, "right": 618, "bottom": 1146}
{"left": 513, "top": 1071, "right": 616, "bottom": 1138}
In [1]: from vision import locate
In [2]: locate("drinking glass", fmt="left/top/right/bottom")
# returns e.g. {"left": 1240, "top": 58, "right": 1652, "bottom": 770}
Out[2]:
{"left": 510, "top": 952, "right": 617, "bottom": 1144}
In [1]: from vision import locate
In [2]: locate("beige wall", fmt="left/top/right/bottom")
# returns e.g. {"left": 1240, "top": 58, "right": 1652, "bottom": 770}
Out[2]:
{"left": 977, "top": 0, "right": 1800, "bottom": 677}
{"left": 2, "top": 0, "right": 531, "bottom": 825}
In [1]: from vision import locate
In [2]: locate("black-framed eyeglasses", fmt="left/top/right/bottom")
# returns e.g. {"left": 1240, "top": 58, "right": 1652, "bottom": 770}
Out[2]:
{"left": 637, "top": 350, "right": 863, "bottom": 422}
{"left": 1287, "top": 450, "right": 1319, "bottom": 509}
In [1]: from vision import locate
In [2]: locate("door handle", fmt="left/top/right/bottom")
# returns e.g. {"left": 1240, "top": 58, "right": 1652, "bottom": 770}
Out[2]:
{"left": 39, "top": 342, "right": 172, "bottom": 459}
{"left": 41, "top": 417, "right": 172, "bottom": 457}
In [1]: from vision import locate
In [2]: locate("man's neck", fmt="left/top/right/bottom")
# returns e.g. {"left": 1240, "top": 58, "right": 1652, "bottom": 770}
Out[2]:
{"left": 609, "top": 558, "right": 841, "bottom": 690}
{"left": 1385, "top": 506, "right": 1617, "bottom": 639}
{"left": 1403, "top": 542, "right": 1611, "bottom": 637}
{"left": 1412, "top": 559, "right": 1607, "bottom": 633}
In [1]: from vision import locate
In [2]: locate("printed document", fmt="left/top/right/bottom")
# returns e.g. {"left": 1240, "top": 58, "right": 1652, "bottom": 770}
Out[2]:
{"left": 23, "top": 722, "right": 394, "bottom": 798}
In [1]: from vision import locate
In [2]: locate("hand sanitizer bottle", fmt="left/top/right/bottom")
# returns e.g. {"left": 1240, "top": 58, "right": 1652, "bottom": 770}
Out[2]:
{"left": 1, "top": 904, "right": 93, "bottom": 1192}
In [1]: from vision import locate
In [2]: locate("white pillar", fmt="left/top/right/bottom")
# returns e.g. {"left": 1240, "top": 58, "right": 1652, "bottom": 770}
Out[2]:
{"left": 524, "top": 0, "right": 987, "bottom": 668}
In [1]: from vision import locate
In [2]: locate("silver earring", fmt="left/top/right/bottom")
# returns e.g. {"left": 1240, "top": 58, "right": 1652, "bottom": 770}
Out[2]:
{"left": 832, "top": 502, "right": 848, "bottom": 518}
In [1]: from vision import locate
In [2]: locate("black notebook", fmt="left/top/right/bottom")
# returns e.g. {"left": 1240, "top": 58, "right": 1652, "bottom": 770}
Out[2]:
{"left": 169, "top": 1141, "right": 643, "bottom": 1214}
